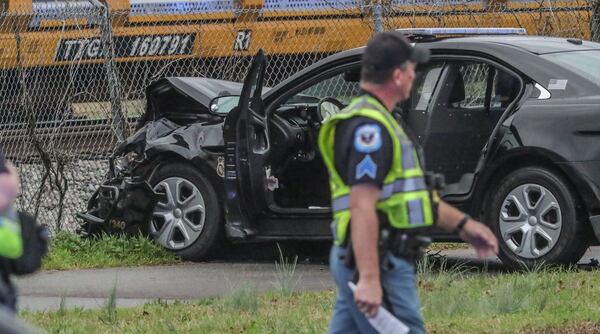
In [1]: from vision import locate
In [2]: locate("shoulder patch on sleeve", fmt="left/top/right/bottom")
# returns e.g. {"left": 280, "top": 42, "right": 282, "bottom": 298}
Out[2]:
{"left": 353, "top": 123, "right": 382, "bottom": 153}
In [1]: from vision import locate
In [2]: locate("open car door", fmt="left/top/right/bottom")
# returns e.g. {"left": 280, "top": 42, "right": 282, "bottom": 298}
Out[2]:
{"left": 223, "top": 50, "right": 270, "bottom": 239}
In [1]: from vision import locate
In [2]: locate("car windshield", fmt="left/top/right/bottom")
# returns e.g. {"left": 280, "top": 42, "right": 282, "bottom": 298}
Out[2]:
{"left": 541, "top": 50, "right": 600, "bottom": 86}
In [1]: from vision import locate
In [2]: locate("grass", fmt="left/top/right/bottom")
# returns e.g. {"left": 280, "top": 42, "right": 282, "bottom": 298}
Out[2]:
{"left": 23, "top": 291, "right": 333, "bottom": 334}
{"left": 43, "top": 232, "right": 179, "bottom": 270}
{"left": 422, "top": 268, "right": 600, "bottom": 333}
{"left": 24, "top": 256, "right": 600, "bottom": 334}
{"left": 222, "top": 283, "right": 261, "bottom": 314}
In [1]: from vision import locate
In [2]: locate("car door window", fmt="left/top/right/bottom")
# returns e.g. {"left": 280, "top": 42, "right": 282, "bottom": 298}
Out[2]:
{"left": 447, "top": 62, "right": 488, "bottom": 110}
{"left": 401, "top": 61, "right": 444, "bottom": 143}
{"left": 411, "top": 62, "right": 444, "bottom": 112}
{"left": 300, "top": 72, "right": 360, "bottom": 105}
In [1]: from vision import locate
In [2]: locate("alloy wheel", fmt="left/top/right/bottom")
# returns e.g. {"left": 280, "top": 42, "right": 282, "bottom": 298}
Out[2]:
{"left": 150, "top": 177, "right": 206, "bottom": 250}
{"left": 499, "top": 183, "right": 562, "bottom": 259}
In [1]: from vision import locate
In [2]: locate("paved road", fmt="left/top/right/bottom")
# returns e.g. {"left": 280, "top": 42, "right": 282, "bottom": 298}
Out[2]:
{"left": 15, "top": 246, "right": 600, "bottom": 311}
{"left": 16, "top": 262, "right": 332, "bottom": 311}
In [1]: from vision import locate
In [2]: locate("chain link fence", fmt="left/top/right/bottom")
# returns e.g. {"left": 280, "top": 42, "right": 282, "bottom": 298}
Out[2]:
{"left": 0, "top": 0, "right": 597, "bottom": 231}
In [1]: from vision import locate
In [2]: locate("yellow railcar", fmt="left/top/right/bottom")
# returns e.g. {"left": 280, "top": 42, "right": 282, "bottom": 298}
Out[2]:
{"left": 0, "top": 0, "right": 591, "bottom": 69}
{"left": 0, "top": 0, "right": 592, "bottom": 155}
{"left": 0, "top": 0, "right": 591, "bottom": 126}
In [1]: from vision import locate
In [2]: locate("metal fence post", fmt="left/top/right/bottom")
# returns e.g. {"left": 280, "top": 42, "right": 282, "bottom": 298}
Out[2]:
{"left": 373, "top": 1, "right": 384, "bottom": 34}
{"left": 88, "top": 0, "right": 127, "bottom": 143}
{"left": 591, "top": 0, "right": 600, "bottom": 42}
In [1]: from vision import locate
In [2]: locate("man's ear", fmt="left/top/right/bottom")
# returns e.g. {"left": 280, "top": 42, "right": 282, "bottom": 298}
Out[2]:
{"left": 392, "top": 68, "right": 404, "bottom": 86}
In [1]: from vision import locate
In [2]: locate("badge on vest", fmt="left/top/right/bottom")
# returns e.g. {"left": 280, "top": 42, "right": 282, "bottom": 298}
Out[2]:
{"left": 354, "top": 124, "right": 382, "bottom": 153}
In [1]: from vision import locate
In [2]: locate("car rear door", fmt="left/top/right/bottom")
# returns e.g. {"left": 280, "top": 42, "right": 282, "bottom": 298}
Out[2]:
{"left": 222, "top": 50, "right": 270, "bottom": 238}
{"left": 411, "top": 57, "right": 521, "bottom": 197}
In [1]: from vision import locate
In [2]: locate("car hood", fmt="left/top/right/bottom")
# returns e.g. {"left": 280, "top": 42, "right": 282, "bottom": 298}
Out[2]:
{"left": 145, "top": 77, "right": 272, "bottom": 121}
{"left": 158, "top": 77, "right": 245, "bottom": 107}
{"left": 143, "top": 77, "right": 244, "bottom": 124}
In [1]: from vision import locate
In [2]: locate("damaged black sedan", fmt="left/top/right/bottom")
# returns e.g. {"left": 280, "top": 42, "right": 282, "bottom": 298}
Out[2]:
{"left": 78, "top": 62, "right": 334, "bottom": 260}
{"left": 80, "top": 29, "right": 600, "bottom": 267}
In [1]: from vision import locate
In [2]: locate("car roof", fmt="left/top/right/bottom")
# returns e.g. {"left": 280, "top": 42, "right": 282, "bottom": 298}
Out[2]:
{"left": 429, "top": 35, "right": 600, "bottom": 54}
{"left": 267, "top": 35, "right": 600, "bottom": 100}
{"left": 287, "top": 35, "right": 600, "bottom": 66}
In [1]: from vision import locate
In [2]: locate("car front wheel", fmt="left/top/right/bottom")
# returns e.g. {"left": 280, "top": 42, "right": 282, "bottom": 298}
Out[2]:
{"left": 149, "top": 163, "right": 221, "bottom": 261}
{"left": 485, "top": 166, "right": 589, "bottom": 268}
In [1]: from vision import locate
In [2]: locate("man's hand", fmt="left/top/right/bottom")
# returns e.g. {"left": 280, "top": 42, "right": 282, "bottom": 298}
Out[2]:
{"left": 354, "top": 277, "right": 382, "bottom": 318}
{"left": 0, "top": 162, "right": 20, "bottom": 211}
{"left": 437, "top": 201, "right": 499, "bottom": 258}
{"left": 459, "top": 219, "right": 499, "bottom": 258}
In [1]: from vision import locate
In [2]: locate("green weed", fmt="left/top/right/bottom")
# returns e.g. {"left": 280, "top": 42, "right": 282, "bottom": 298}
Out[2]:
{"left": 57, "top": 296, "right": 66, "bottom": 316}
{"left": 99, "top": 281, "right": 118, "bottom": 324}
{"left": 275, "top": 243, "right": 300, "bottom": 296}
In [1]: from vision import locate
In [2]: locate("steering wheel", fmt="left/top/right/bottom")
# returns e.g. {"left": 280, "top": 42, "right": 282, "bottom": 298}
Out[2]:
{"left": 316, "top": 97, "right": 345, "bottom": 123}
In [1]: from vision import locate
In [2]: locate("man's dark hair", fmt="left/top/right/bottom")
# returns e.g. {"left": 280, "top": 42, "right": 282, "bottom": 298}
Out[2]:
{"left": 360, "top": 30, "right": 429, "bottom": 84}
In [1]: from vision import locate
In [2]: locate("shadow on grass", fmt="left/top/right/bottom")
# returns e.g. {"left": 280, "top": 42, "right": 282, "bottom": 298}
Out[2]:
{"left": 212, "top": 240, "right": 330, "bottom": 265}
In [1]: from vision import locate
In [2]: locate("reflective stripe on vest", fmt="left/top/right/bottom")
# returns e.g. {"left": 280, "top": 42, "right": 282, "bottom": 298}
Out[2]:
{"left": 318, "top": 94, "right": 435, "bottom": 245}
{"left": 331, "top": 176, "right": 427, "bottom": 212}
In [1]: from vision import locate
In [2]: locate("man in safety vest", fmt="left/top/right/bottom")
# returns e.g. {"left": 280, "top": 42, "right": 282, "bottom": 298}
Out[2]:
{"left": 319, "top": 31, "right": 499, "bottom": 333}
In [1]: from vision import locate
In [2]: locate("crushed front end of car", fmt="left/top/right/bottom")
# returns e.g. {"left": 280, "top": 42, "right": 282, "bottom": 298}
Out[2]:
{"left": 77, "top": 127, "right": 159, "bottom": 236}
{"left": 77, "top": 77, "right": 234, "bottom": 236}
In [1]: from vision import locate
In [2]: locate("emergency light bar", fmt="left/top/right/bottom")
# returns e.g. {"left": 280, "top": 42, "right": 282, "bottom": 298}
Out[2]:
{"left": 31, "top": 1, "right": 99, "bottom": 28}
{"left": 398, "top": 28, "right": 527, "bottom": 36}
{"left": 129, "top": 0, "right": 235, "bottom": 16}
{"left": 129, "top": 0, "right": 362, "bottom": 15}
{"left": 263, "top": 0, "right": 361, "bottom": 11}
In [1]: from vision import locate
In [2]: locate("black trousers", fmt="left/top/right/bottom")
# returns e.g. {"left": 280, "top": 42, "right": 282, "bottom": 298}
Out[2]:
{"left": 0, "top": 275, "right": 17, "bottom": 313}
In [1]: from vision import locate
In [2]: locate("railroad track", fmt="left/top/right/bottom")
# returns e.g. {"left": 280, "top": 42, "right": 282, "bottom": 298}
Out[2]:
{"left": 0, "top": 118, "right": 138, "bottom": 161}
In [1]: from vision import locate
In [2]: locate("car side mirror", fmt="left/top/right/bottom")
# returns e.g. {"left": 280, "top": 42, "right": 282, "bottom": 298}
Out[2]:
{"left": 210, "top": 95, "right": 240, "bottom": 115}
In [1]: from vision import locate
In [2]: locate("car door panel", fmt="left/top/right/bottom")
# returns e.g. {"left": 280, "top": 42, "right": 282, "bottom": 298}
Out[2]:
{"left": 223, "top": 50, "right": 269, "bottom": 238}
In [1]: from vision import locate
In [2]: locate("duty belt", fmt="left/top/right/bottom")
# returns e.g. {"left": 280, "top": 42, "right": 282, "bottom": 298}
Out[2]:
{"left": 386, "top": 232, "right": 432, "bottom": 263}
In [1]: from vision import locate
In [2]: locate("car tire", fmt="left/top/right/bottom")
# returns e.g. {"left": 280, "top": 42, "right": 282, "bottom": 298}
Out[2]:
{"left": 484, "top": 166, "right": 589, "bottom": 268}
{"left": 148, "top": 162, "right": 221, "bottom": 261}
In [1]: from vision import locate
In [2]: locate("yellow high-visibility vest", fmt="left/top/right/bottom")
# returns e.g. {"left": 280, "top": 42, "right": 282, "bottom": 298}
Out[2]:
{"left": 318, "top": 95, "right": 434, "bottom": 245}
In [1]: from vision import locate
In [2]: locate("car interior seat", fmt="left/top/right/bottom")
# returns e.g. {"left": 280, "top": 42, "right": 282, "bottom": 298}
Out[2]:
{"left": 447, "top": 69, "right": 466, "bottom": 108}
{"left": 495, "top": 71, "right": 520, "bottom": 108}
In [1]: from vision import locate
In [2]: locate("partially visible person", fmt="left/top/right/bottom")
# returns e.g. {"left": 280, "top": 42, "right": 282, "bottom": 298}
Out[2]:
{"left": 0, "top": 152, "right": 49, "bottom": 313}
{"left": 0, "top": 305, "right": 42, "bottom": 334}
{"left": 0, "top": 152, "right": 23, "bottom": 312}
{"left": 0, "top": 152, "right": 22, "bottom": 261}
